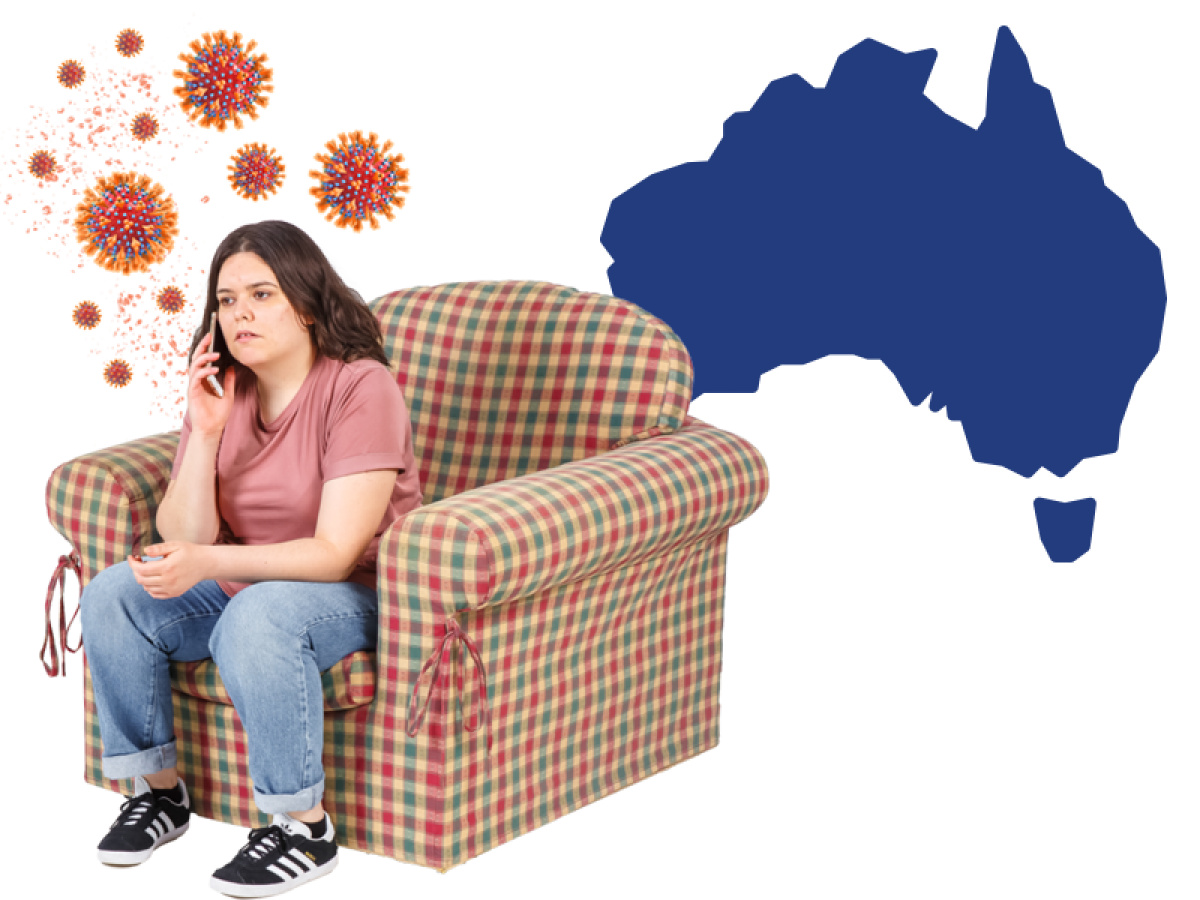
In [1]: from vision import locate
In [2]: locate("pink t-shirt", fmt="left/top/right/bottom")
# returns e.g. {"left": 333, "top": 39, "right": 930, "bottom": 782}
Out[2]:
{"left": 172, "top": 354, "right": 423, "bottom": 596}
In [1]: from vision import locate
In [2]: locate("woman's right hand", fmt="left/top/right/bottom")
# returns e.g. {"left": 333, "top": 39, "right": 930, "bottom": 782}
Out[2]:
{"left": 187, "top": 331, "right": 236, "bottom": 437}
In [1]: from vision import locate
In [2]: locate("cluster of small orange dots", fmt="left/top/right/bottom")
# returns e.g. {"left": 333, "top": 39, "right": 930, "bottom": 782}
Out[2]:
{"left": 57, "top": 60, "right": 86, "bottom": 89}
{"left": 23, "top": 22, "right": 223, "bottom": 403}
{"left": 25, "top": 148, "right": 57, "bottom": 181}
{"left": 70, "top": 300, "right": 103, "bottom": 336}
{"left": 156, "top": 285, "right": 186, "bottom": 314}
{"left": 112, "top": 26, "right": 147, "bottom": 60}
{"left": 130, "top": 112, "right": 159, "bottom": 142}
{"left": 38, "top": 32, "right": 412, "bottom": 399}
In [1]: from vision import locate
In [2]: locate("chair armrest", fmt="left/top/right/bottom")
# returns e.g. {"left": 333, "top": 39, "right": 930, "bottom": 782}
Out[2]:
{"left": 373, "top": 415, "right": 768, "bottom": 747}
{"left": 376, "top": 416, "right": 769, "bottom": 619}
{"left": 45, "top": 432, "right": 180, "bottom": 584}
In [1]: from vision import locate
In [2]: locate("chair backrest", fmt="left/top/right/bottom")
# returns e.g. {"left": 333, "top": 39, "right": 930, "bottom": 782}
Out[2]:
{"left": 371, "top": 281, "right": 693, "bottom": 505}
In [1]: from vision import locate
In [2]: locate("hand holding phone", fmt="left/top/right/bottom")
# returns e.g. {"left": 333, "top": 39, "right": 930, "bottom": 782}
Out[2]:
{"left": 189, "top": 311, "right": 235, "bottom": 437}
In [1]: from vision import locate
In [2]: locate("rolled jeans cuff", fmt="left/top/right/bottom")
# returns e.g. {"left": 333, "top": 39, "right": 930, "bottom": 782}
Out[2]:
{"left": 254, "top": 776, "right": 326, "bottom": 815}
{"left": 101, "top": 738, "right": 177, "bottom": 780}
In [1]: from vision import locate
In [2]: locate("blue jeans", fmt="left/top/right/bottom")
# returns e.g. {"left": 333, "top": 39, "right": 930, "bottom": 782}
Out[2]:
{"left": 79, "top": 561, "right": 377, "bottom": 815}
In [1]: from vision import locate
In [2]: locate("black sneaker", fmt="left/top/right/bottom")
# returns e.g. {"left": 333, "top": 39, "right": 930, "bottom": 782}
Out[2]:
{"left": 209, "top": 814, "right": 338, "bottom": 897}
{"left": 97, "top": 776, "right": 191, "bottom": 865}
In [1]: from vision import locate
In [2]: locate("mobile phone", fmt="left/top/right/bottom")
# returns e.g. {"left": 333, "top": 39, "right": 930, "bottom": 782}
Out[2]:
{"left": 139, "top": 555, "right": 165, "bottom": 562}
{"left": 204, "top": 311, "right": 225, "bottom": 398}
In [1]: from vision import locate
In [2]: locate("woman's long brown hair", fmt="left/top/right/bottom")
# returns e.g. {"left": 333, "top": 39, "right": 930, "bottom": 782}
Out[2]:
{"left": 188, "top": 220, "right": 389, "bottom": 380}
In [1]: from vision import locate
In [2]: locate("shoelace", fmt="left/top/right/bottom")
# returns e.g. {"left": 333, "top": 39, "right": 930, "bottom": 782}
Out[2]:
{"left": 113, "top": 794, "right": 156, "bottom": 829}
{"left": 240, "top": 825, "right": 287, "bottom": 862}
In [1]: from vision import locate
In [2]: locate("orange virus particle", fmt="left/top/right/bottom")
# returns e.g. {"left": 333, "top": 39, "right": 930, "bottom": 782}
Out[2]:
{"left": 104, "top": 359, "right": 133, "bottom": 388}
{"left": 130, "top": 112, "right": 159, "bottom": 142}
{"left": 309, "top": 130, "right": 410, "bottom": 232}
{"left": 115, "top": 29, "right": 145, "bottom": 58}
{"left": 156, "top": 285, "right": 186, "bottom": 314}
{"left": 228, "top": 143, "right": 285, "bottom": 200}
{"left": 74, "top": 172, "right": 179, "bottom": 275}
{"left": 72, "top": 300, "right": 102, "bottom": 329}
{"left": 28, "top": 149, "right": 57, "bottom": 180}
{"left": 58, "top": 59, "right": 86, "bottom": 88}
{"left": 173, "top": 31, "right": 273, "bottom": 131}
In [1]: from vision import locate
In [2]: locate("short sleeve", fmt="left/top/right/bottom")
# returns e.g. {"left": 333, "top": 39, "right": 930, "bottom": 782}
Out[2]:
{"left": 323, "top": 362, "right": 410, "bottom": 482}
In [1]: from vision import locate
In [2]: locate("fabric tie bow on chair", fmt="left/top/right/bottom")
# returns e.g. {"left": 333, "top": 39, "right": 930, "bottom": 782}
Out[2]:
{"left": 42, "top": 551, "right": 82, "bottom": 677}
{"left": 406, "top": 616, "right": 492, "bottom": 758}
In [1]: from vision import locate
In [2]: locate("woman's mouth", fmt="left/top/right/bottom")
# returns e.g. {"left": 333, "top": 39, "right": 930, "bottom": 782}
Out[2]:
{"left": 236, "top": 332, "right": 258, "bottom": 343}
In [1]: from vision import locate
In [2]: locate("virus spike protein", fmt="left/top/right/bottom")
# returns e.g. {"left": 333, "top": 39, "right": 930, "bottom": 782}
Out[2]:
{"left": 100, "top": 355, "right": 135, "bottom": 391}
{"left": 112, "top": 26, "right": 147, "bottom": 60}
{"left": 228, "top": 143, "right": 286, "bottom": 200}
{"left": 74, "top": 172, "right": 179, "bottom": 275}
{"left": 173, "top": 30, "right": 273, "bottom": 131}
{"left": 70, "top": 300, "right": 103, "bottom": 336}
{"left": 309, "top": 130, "right": 410, "bottom": 232}
{"left": 56, "top": 58, "right": 87, "bottom": 90}
{"left": 127, "top": 111, "right": 163, "bottom": 144}
{"left": 156, "top": 289, "right": 190, "bottom": 321}
{"left": 26, "top": 148, "right": 59, "bottom": 182}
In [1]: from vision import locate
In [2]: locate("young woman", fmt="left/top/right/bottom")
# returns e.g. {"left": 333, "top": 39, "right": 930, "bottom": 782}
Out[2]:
{"left": 79, "top": 220, "right": 422, "bottom": 897}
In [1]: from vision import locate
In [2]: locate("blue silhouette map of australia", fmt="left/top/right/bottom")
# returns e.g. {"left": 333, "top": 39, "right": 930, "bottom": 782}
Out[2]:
{"left": 601, "top": 27, "right": 1167, "bottom": 563}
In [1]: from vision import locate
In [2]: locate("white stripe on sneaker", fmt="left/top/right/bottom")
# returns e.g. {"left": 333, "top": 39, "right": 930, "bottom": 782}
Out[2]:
{"left": 274, "top": 854, "right": 314, "bottom": 883}
{"left": 290, "top": 849, "right": 319, "bottom": 868}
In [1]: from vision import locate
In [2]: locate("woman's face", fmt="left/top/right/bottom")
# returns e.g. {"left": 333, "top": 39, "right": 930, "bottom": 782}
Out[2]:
{"left": 216, "top": 251, "right": 313, "bottom": 374}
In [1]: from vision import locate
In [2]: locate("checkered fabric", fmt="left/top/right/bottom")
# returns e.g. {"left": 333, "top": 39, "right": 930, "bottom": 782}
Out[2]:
{"left": 46, "top": 281, "right": 770, "bottom": 871}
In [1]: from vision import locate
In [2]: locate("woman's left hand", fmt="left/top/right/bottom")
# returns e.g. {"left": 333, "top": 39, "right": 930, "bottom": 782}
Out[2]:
{"left": 128, "top": 542, "right": 212, "bottom": 599}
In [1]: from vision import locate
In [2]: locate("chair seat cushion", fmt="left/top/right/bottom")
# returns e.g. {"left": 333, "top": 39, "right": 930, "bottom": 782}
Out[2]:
{"left": 170, "top": 650, "right": 376, "bottom": 711}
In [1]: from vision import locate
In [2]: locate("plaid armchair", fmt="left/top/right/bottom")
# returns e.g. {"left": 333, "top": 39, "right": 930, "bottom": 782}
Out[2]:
{"left": 43, "top": 280, "right": 770, "bottom": 871}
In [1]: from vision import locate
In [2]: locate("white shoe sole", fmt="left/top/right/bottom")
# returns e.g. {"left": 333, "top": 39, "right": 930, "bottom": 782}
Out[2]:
{"left": 97, "top": 820, "right": 190, "bottom": 868}
{"left": 206, "top": 854, "right": 338, "bottom": 897}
